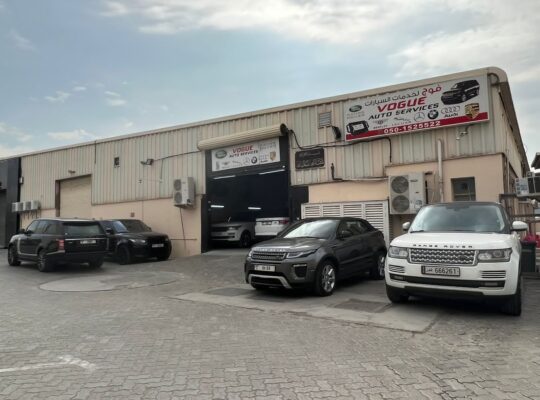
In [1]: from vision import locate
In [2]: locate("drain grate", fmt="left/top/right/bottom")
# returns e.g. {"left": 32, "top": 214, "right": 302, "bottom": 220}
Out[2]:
{"left": 206, "top": 287, "right": 254, "bottom": 297}
{"left": 333, "top": 299, "right": 390, "bottom": 313}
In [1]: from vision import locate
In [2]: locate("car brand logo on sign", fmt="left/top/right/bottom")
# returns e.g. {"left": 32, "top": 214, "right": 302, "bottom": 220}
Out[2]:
{"left": 215, "top": 149, "right": 227, "bottom": 159}
{"left": 465, "top": 103, "right": 480, "bottom": 119}
{"left": 344, "top": 75, "right": 490, "bottom": 142}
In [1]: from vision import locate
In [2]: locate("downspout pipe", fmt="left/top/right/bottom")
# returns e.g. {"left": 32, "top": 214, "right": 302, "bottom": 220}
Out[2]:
{"left": 437, "top": 139, "right": 444, "bottom": 202}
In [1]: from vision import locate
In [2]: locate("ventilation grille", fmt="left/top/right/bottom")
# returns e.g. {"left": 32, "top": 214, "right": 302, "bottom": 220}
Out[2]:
{"left": 481, "top": 271, "right": 506, "bottom": 279}
{"left": 318, "top": 111, "right": 332, "bottom": 128}
{"left": 388, "top": 265, "right": 405, "bottom": 274}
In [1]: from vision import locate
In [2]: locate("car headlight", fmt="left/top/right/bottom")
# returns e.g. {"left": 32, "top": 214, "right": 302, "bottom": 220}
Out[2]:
{"left": 477, "top": 249, "right": 511, "bottom": 262}
{"left": 227, "top": 225, "right": 241, "bottom": 230}
{"left": 286, "top": 250, "right": 316, "bottom": 258}
{"left": 130, "top": 239, "right": 147, "bottom": 245}
{"left": 388, "top": 246, "right": 408, "bottom": 259}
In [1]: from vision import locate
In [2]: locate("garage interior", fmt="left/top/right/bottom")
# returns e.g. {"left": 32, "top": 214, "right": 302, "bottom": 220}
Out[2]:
{"left": 206, "top": 169, "right": 289, "bottom": 249}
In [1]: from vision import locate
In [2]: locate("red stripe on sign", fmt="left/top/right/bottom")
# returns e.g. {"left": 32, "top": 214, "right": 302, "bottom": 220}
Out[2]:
{"left": 346, "top": 112, "right": 489, "bottom": 141}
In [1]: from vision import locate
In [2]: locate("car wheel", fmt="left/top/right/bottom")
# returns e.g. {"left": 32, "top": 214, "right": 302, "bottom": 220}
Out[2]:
{"left": 461, "top": 93, "right": 467, "bottom": 102}
{"left": 116, "top": 245, "right": 132, "bottom": 265}
{"left": 7, "top": 245, "right": 21, "bottom": 266}
{"left": 89, "top": 258, "right": 104, "bottom": 269}
{"left": 370, "top": 252, "right": 385, "bottom": 280}
{"left": 500, "top": 277, "right": 522, "bottom": 316}
{"left": 314, "top": 260, "right": 336, "bottom": 296}
{"left": 37, "top": 249, "right": 53, "bottom": 272}
{"left": 239, "top": 231, "right": 252, "bottom": 248}
{"left": 386, "top": 284, "right": 409, "bottom": 303}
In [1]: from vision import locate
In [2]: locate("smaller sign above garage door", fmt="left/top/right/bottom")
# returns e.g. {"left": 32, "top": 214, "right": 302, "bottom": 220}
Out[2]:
{"left": 59, "top": 176, "right": 92, "bottom": 219}
{"left": 301, "top": 200, "right": 390, "bottom": 245}
{"left": 211, "top": 138, "right": 281, "bottom": 172}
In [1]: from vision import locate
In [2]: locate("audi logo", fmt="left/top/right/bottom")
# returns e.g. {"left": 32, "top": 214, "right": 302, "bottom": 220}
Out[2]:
{"left": 441, "top": 106, "right": 460, "bottom": 113}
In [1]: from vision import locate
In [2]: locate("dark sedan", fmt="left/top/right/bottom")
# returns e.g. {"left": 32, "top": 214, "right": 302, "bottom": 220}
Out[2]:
{"left": 98, "top": 219, "right": 171, "bottom": 264}
{"left": 245, "top": 217, "right": 387, "bottom": 296}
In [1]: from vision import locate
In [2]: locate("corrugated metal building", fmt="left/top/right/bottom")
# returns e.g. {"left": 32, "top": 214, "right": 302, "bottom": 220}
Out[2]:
{"left": 13, "top": 67, "right": 530, "bottom": 257}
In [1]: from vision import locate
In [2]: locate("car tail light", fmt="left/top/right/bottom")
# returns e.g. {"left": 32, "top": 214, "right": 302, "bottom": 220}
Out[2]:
{"left": 58, "top": 239, "right": 65, "bottom": 251}
{"left": 278, "top": 220, "right": 289, "bottom": 225}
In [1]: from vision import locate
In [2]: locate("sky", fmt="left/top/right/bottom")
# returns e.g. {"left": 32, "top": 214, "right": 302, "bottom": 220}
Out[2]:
{"left": 1, "top": 0, "right": 539, "bottom": 164}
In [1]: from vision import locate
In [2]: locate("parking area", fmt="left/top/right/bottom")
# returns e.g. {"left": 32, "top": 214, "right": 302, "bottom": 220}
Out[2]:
{"left": 1, "top": 250, "right": 540, "bottom": 399}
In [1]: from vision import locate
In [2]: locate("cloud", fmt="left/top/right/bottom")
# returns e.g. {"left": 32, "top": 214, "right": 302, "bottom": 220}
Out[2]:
{"left": 73, "top": 86, "right": 87, "bottom": 92}
{"left": 100, "top": 0, "right": 434, "bottom": 43}
{"left": 0, "top": 122, "right": 33, "bottom": 143}
{"left": 0, "top": 144, "right": 34, "bottom": 158}
{"left": 47, "top": 129, "right": 99, "bottom": 142}
{"left": 45, "top": 91, "right": 71, "bottom": 103}
{"left": 9, "top": 29, "right": 36, "bottom": 51}
{"left": 104, "top": 90, "right": 127, "bottom": 106}
{"left": 390, "top": 2, "right": 540, "bottom": 81}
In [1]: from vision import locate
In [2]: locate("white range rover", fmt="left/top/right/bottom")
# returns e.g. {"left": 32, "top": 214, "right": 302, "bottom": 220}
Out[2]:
{"left": 385, "top": 202, "right": 528, "bottom": 316}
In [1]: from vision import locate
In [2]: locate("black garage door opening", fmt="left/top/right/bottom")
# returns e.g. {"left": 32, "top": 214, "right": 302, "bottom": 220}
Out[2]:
{"left": 206, "top": 169, "right": 289, "bottom": 249}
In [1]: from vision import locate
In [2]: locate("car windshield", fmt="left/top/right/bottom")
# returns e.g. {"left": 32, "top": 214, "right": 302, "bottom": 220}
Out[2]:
{"left": 409, "top": 204, "right": 508, "bottom": 233}
{"left": 282, "top": 219, "right": 339, "bottom": 239}
{"left": 113, "top": 220, "right": 150, "bottom": 233}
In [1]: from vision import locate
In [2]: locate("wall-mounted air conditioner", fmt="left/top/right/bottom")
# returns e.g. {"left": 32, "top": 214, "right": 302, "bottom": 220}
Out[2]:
{"left": 389, "top": 173, "right": 426, "bottom": 215}
{"left": 11, "top": 202, "right": 23, "bottom": 213}
{"left": 173, "top": 177, "right": 195, "bottom": 207}
{"left": 23, "top": 201, "right": 32, "bottom": 212}
{"left": 31, "top": 200, "right": 41, "bottom": 211}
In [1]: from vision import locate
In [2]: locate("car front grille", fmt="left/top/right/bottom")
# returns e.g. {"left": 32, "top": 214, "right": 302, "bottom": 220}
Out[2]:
{"left": 409, "top": 248, "right": 476, "bottom": 265}
{"left": 251, "top": 252, "right": 286, "bottom": 262}
{"left": 212, "top": 227, "right": 229, "bottom": 233}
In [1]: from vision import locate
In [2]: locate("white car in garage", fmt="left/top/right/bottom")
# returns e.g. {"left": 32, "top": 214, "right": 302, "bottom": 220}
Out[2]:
{"left": 211, "top": 221, "right": 255, "bottom": 247}
{"left": 255, "top": 217, "right": 290, "bottom": 239}
{"left": 385, "top": 202, "right": 527, "bottom": 316}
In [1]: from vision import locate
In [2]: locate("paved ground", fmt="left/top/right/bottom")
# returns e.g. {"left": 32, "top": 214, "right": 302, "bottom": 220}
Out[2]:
{"left": 1, "top": 249, "right": 540, "bottom": 399}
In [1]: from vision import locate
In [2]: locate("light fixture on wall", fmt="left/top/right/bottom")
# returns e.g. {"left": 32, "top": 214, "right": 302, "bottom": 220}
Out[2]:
{"left": 331, "top": 126, "right": 342, "bottom": 140}
{"left": 140, "top": 158, "right": 154, "bottom": 166}
{"left": 456, "top": 124, "right": 473, "bottom": 140}
{"left": 68, "top": 169, "right": 76, "bottom": 174}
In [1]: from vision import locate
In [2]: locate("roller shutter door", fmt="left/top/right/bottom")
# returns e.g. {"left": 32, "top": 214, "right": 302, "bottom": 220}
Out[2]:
{"left": 302, "top": 200, "right": 390, "bottom": 245}
{"left": 60, "top": 176, "right": 92, "bottom": 219}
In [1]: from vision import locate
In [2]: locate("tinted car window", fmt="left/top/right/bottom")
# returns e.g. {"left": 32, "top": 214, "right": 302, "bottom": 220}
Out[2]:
{"left": 26, "top": 220, "right": 39, "bottom": 233}
{"left": 113, "top": 220, "right": 150, "bottom": 233}
{"left": 101, "top": 221, "right": 114, "bottom": 230}
{"left": 410, "top": 204, "right": 508, "bottom": 233}
{"left": 64, "top": 223, "right": 103, "bottom": 237}
{"left": 282, "top": 220, "right": 339, "bottom": 239}
{"left": 43, "top": 222, "right": 62, "bottom": 235}
{"left": 341, "top": 220, "right": 368, "bottom": 235}
{"left": 34, "top": 221, "right": 49, "bottom": 234}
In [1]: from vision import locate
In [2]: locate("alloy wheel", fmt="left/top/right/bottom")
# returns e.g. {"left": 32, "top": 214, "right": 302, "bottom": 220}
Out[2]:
{"left": 378, "top": 254, "right": 385, "bottom": 277}
{"left": 321, "top": 264, "right": 336, "bottom": 293}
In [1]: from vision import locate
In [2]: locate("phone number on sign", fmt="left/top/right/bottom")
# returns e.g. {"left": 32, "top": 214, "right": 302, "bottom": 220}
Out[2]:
{"left": 383, "top": 120, "right": 441, "bottom": 134}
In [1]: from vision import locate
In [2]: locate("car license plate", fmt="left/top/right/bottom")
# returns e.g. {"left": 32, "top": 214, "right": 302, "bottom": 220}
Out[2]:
{"left": 152, "top": 243, "right": 165, "bottom": 248}
{"left": 80, "top": 239, "right": 96, "bottom": 245}
{"left": 254, "top": 264, "right": 275, "bottom": 272}
{"left": 422, "top": 266, "right": 460, "bottom": 276}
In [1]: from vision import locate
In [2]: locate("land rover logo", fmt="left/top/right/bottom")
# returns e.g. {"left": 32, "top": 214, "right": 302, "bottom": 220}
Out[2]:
{"left": 349, "top": 105, "right": 362, "bottom": 112}
{"left": 215, "top": 149, "right": 227, "bottom": 159}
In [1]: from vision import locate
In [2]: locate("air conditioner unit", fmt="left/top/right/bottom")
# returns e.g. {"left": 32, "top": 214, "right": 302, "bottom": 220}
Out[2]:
{"left": 11, "top": 202, "right": 23, "bottom": 213}
{"left": 516, "top": 175, "right": 540, "bottom": 197}
{"left": 389, "top": 173, "right": 425, "bottom": 215}
{"left": 526, "top": 171, "right": 534, "bottom": 178}
{"left": 31, "top": 200, "right": 41, "bottom": 210}
{"left": 173, "top": 177, "right": 195, "bottom": 207}
{"left": 23, "top": 201, "right": 32, "bottom": 212}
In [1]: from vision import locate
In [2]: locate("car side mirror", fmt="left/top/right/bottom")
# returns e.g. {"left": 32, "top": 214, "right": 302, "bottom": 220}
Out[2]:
{"left": 402, "top": 222, "right": 411, "bottom": 231}
{"left": 511, "top": 221, "right": 528, "bottom": 232}
{"left": 24, "top": 230, "right": 33, "bottom": 235}
{"left": 339, "top": 230, "right": 353, "bottom": 239}
{"left": 19, "top": 228, "right": 26, "bottom": 234}
{"left": 105, "top": 228, "right": 114, "bottom": 235}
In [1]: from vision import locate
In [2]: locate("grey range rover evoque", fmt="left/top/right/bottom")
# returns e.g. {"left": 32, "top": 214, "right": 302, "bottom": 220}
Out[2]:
{"left": 245, "top": 217, "right": 387, "bottom": 296}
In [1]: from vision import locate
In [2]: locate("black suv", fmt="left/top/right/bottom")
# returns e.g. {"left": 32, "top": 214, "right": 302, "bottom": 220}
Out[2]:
{"left": 7, "top": 218, "right": 107, "bottom": 272}
{"left": 98, "top": 219, "right": 171, "bottom": 264}
{"left": 441, "top": 79, "right": 480, "bottom": 104}
{"left": 245, "top": 217, "right": 387, "bottom": 296}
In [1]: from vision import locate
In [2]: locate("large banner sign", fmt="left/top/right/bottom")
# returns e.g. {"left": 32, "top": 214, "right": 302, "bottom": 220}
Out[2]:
{"left": 211, "top": 138, "right": 280, "bottom": 172}
{"left": 344, "top": 75, "right": 489, "bottom": 142}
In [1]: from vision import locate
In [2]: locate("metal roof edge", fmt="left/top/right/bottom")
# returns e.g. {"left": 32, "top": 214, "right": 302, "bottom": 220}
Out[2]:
{"left": 5, "top": 66, "right": 515, "bottom": 160}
